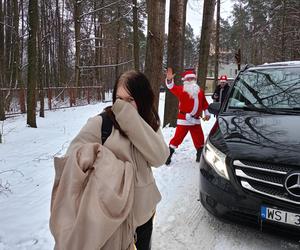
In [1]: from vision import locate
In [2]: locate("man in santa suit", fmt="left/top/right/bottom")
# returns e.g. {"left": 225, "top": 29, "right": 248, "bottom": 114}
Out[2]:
{"left": 165, "top": 67, "right": 211, "bottom": 165}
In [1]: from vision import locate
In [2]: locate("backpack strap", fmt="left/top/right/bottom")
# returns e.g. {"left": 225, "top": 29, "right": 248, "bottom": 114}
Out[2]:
{"left": 99, "top": 111, "right": 113, "bottom": 144}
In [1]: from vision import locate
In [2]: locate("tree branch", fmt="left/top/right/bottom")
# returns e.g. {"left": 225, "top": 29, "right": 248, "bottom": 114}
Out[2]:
{"left": 79, "top": 60, "right": 133, "bottom": 69}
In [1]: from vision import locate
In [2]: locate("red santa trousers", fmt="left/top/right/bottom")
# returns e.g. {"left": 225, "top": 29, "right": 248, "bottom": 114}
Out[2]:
{"left": 169, "top": 124, "right": 204, "bottom": 149}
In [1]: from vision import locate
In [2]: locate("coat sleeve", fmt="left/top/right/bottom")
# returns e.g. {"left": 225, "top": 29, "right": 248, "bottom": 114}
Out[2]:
{"left": 212, "top": 85, "right": 220, "bottom": 102}
{"left": 165, "top": 78, "right": 182, "bottom": 98}
{"left": 112, "top": 99, "right": 169, "bottom": 167}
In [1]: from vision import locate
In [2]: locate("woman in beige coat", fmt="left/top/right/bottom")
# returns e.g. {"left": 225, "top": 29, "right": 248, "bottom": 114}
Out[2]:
{"left": 50, "top": 70, "right": 169, "bottom": 250}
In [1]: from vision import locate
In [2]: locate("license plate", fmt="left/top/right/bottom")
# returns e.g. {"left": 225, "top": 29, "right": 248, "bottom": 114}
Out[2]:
{"left": 261, "top": 206, "right": 300, "bottom": 227}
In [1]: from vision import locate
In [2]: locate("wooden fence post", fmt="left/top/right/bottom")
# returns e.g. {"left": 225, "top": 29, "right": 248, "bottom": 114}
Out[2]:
{"left": 0, "top": 89, "right": 5, "bottom": 120}
{"left": 69, "top": 87, "right": 72, "bottom": 107}
{"left": 87, "top": 87, "right": 90, "bottom": 104}
{"left": 61, "top": 87, "right": 65, "bottom": 102}
{"left": 97, "top": 87, "right": 101, "bottom": 101}
{"left": 5, "top": 90, "right": 11, "bottom": 112}
{"left": 47, "top": 88, "right": 52, "bottom": 110}
{"left": 73, "top": 87, "right": 76, "bottom": 106}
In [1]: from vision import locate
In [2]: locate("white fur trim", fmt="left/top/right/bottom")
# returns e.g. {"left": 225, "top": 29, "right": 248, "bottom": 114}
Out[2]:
{"left": 191, "top": 96, "right": 199, "bottom": 116}
{"left": 182, "top": 73, "right": 196, "bottom": 80}
{"left": 169, "top": 144, "right": 177, "bottom": 149}
{"left": 177, "top": 118, "right": 201, "bottom": 125}
{"left": 183, "top": 83, "right": 199, "bottom": 116}
{"left": 165, "top": 78, "right": 174, "bottom": 89}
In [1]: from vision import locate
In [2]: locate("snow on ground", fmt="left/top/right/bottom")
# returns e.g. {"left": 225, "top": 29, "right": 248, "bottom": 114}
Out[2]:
{"left": 0, "top": 94, "right": 299, "bottom": 250}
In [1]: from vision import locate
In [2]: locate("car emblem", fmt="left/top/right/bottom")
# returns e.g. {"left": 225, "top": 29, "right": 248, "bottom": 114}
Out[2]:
{"left": 285, "top": 172, "right": 300, "bottom": 198}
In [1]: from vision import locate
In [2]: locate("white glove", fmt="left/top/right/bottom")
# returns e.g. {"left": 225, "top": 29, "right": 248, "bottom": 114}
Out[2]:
{"left": 185, "top": 113, "right": 193, "bottom": 122}
{"left": 203, "top": 110, "right": 211, "bottom": 121}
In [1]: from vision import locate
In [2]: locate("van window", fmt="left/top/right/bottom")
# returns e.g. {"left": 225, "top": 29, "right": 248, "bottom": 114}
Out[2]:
{"left": 227, "top": 67, "right": 300, "bottom": 110}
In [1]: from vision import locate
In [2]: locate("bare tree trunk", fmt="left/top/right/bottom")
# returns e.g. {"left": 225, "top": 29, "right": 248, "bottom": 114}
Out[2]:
{"left": 181, "top": 0, "right": 188, "bottom": 69}
{"left": 27, "top": 0, "right": 38, "bottom": 127}
{"left": 38, "top": 5, "right": 44, "bottom": 118}
{"left": 56, "top": 0, "right": 65, "bottom": 86}
{"left": 0, "top": 0, "right": 5, "bottom": 120}
{"left": 0, "top": 89, "right": 4, "bottom": 120}
{"left": 238, "top": 3, "right": 244, "bottom": 66}
{"left": 74, "top": 0, "right": 81, "bottom": 87}
{"left": 93, "top": 0, "right": 98, "bottom": 86}
{"left": 144, "top": 0, "right": 166, "bottom": 110}
{"left": 41, "top": 0, "right": 50, "bottom": 90}
{"left": 5, "top": 0, "right": 12, "bottom": 88}
{"left": 133, "top": 0, "right": 139, "bottom": 71}
{"left": 163, "top": 0, "right": 187, "bottom": 127}
{"left": 99, "top": 0, "right": 105, "bottom": 100}
{"left": 49, "top": 7, "right": 58, "bottom": 87}
{"left": 197, "top": 0, "right": 216, "bottom": 91}
{"left": 235, "top": 48, "right": 241, "bottom": 71}
{"left": 213, "top": 0, "right": 220, "bottom": 90}
{"left": 115, "top": 6, "right": 121, "bottom": 81}
{"left": 12, "top": 0, "right": 19, "bottom": 88}
{"left": 19, "top": 0, "right": 26, "bottom": 113}
{"left": 281, "top": 0, "right": 286, "bottom": 61}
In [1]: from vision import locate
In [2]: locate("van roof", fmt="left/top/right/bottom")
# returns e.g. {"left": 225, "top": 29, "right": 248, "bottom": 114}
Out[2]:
{"left": 258, "top": 61, "right": 300, "bottom": 67}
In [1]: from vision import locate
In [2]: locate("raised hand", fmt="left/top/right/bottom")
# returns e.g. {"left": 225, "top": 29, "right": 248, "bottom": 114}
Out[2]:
{"left": 166, "top": 67, "right": 176, "bottom": 81}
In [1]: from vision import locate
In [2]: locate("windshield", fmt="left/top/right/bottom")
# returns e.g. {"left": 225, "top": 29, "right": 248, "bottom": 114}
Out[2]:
{"left": 227, "top": 67, "right": 300, "bottom": 111}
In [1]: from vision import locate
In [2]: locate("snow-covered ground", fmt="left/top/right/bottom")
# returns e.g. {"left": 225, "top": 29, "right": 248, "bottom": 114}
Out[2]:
{"left": 0, "top": 94, "right": 299, "bottom": 250}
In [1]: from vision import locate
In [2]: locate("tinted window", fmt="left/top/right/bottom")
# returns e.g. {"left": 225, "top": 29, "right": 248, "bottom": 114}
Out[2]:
{"left": 227, "top": 67, "right": 300, "bottom": 110}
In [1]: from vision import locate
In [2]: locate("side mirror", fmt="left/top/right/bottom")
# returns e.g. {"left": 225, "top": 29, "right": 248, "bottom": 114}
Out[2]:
{"left": 208, "top": 102, "right": 221, "bottom": 115}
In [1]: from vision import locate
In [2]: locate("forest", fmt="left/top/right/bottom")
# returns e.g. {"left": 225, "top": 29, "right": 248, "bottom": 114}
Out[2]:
{"left": 0, "top": 0, "right": 299, "bottom": 128}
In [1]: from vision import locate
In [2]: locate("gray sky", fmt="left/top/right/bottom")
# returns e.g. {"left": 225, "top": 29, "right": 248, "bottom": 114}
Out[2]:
{"left": 166, "top": 0, "right": 234, "bottom": 36}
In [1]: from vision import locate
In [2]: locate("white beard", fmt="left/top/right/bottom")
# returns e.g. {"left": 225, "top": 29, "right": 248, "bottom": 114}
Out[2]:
{"left": 183, "top": 81, "right": 200, "bottom": 98}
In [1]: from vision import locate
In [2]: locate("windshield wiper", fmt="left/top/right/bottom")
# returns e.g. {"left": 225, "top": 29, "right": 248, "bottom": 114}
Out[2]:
{"left": 275, "top": 107, "right": 300, "bottom": 114}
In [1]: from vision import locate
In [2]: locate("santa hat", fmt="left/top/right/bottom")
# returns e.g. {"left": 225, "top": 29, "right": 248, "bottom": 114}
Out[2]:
{"left": 219, "top": 75, "right": 228, "bottom": 82}
{"left": 181, "top": 69, "right": 196, "bottom": 81}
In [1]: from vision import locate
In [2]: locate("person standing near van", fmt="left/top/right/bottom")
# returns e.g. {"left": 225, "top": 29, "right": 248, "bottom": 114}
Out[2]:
{"left": 165, "top": 68, "right": 211, "bottom": 165}
{"left": 212, "top": 75, "right": 230, "bottom": 105}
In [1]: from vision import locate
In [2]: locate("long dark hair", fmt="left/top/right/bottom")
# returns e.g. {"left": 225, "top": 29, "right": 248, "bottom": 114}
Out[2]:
{"left": 105, "top": 70, "right": 160, "bottom": 135}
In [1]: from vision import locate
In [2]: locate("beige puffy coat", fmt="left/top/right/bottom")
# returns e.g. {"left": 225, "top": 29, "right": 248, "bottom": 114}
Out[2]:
{"left": 50, "top": 99, "right": 169, "bottom": 250}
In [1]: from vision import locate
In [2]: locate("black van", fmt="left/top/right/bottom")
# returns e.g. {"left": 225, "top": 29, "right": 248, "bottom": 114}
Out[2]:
{"left": 199, "top": 61, "right": 300, "bottom": 238}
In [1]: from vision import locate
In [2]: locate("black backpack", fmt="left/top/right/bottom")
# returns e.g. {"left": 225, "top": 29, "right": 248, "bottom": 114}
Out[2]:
{"left": 99, "top": 111, "right": 113, "bottom": 144}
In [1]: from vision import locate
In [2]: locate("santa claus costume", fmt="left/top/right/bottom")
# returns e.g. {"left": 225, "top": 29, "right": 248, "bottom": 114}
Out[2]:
{"left": 165, "top": 69, "right": 210, "bottom": 165}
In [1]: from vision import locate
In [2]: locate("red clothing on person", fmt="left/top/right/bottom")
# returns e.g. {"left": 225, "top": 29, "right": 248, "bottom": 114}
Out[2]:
{"left": 169, "top": 124, "right": 204, "bottom": 149}
{"left": 166, "top": 79, "right": 209, "bottom": 149}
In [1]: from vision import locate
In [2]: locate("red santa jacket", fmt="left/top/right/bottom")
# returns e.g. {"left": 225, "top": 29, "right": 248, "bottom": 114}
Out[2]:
{"left": 166, "top": 79, "right": 209, "bottom": 125}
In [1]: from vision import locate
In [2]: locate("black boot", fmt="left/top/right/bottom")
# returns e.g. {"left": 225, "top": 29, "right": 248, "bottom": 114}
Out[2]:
{"left": 165, "top": 147, "right": 175, "bottom": 165}
{"left": 196, "top": 147, "right": 203, "bottom": 162}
